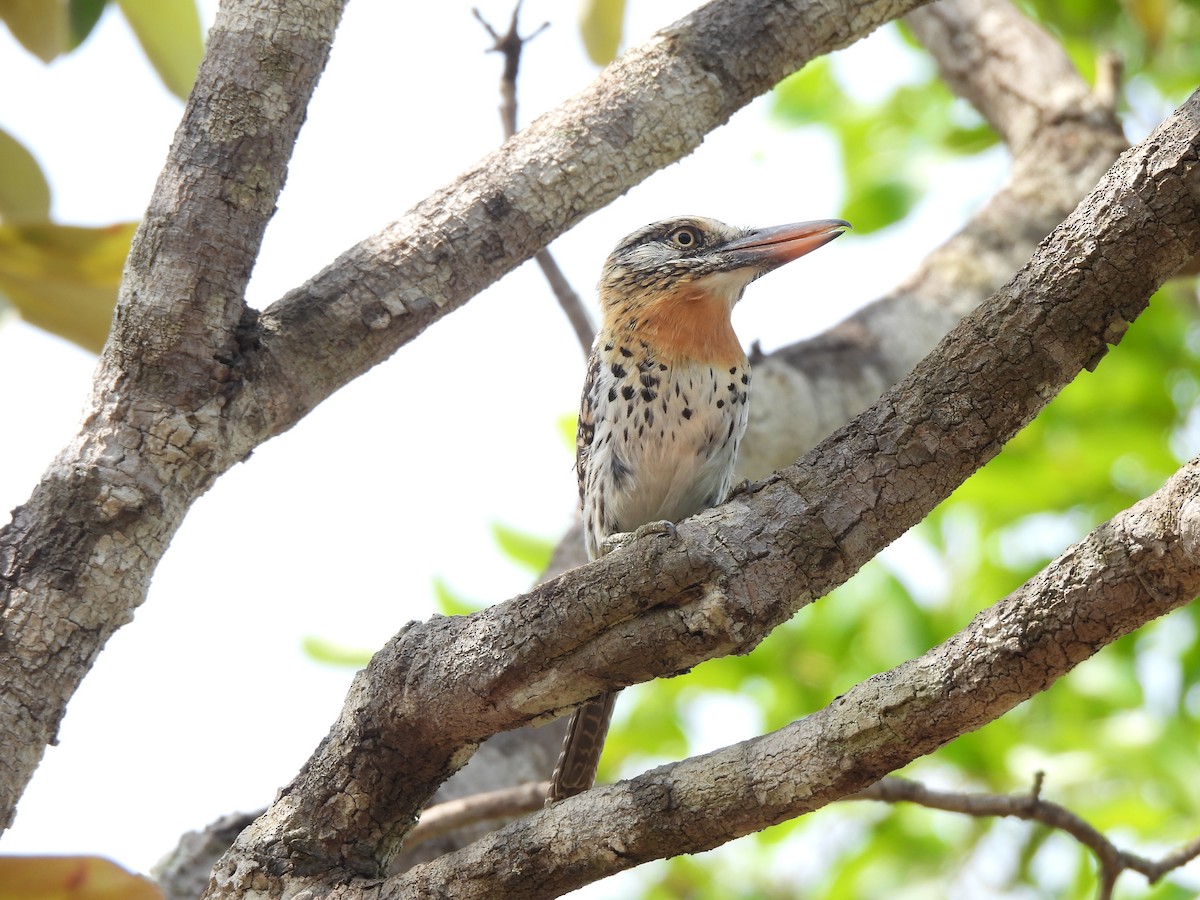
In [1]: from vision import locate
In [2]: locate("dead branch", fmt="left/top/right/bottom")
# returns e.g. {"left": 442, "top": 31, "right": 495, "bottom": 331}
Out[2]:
{"left": 474, "top": 3, "right": 594, "bottom": 356}
{"left": 851, "top": 775, "right": 1200, "bottom": 899}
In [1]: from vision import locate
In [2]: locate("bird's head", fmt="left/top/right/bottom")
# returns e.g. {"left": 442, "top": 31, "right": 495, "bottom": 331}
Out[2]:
{"left": 595, "top": 216, "right": 849, "bottom": 362}
{"left": 598, "top": 216, "right": 848, "bottom": 309}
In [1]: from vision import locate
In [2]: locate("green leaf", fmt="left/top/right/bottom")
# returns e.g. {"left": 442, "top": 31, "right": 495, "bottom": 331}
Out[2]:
{"left": 114, "top": 0, "right": 202, "bottom": 99}
{"left": 577, "top": 0, "right": 624, "bottom": 66}
{"left": 557, "top": 412, "right": 577, "bottom": 454}
{"left": 0, "top": 128, "right": 51, "bottom": 223}
{"left": 490, "top": 522, "right": 555, "bottom": 574}
{"left": 300, "top": 636, "right": 372, "bottom": 668}
{"left": 68, "top": 0, "right": 107, "bottom": 48}
{"left": 0, "top": 0, "right": 68, "bottom": 62}
{"left": 432, "top": 575, "right": 484, "bottom": 616}
{"left": 839, "top": 178, "right": 919, "bottom": 234}
{"left": 772, "top": 57, "right": 842, "bottom": 124}
{"left": 0, "top": 221, "right": 136, "bottom": 352}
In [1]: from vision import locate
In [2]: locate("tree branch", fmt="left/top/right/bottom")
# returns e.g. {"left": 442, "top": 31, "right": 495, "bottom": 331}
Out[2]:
{"left": 738, "top": 0, "right": 1127, "bottom": 478}
{"left": 851, "top": 775, "right": 1200, "bottom": 899}
{"left": 415, "top": 0, "right": 1139, "bottom": 834}
{"left": 202, "top": 89, "right": 1200, "bottom": 898}
{"left": 474, "top": 3, "right": 594, "bottom": 356}
{"left": 363, "top": 447, "right": 1200, "bottom": 897}
{"left": 243, "top": 0, "right": 932, "bottom": 433}
{"left": 0, "top": 0, "right": 928, "bottom": 834}
{"left": 405, "top": 782, "right": 549, "bottom": 849}
{"left": 0, "top": 0, "right": 346, "bottom": 831}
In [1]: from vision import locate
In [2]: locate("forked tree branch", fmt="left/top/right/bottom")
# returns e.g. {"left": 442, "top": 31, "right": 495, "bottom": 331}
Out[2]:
{"left": 474, "top": 3, "right": 594, "bottom": 355}
{"left": 402, "top": 0, "right": 1135, "bottom": 844}
{"left": 0, "top": 0, "right": 931, "bottom": 832}
{"left": 851, "top": 776, "right": 1200, "bottom": 900}
{"left": 394, "top": 774, "right": 1200, "bottom": 899}
{"left": 0, "top": 0, "right": 348, "bottom": 831}
{"left": 203, "top": 91, "right": 1200, "bottom": 898}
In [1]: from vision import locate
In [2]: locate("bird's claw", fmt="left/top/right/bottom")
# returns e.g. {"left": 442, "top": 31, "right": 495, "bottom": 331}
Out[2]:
{"left": 727, "top": 478, "right": 754, "bottom": 499}
{"left": 599, "top": 520, "right": 678, "bottom": 557}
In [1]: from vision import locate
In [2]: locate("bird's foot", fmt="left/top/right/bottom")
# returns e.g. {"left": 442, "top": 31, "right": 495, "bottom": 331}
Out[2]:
{"left": 599, "top": 520, "right": 677, "bottom": 557}
{"left": 728, "top": 478, "right": 753, "bottom": 498}
{"left": 727, "top": 478, "right": 764, "bottom": 499}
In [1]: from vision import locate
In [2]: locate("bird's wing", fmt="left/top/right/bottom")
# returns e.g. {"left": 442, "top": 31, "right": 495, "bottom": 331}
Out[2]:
{"left": 576, "top": 344, "right": 600, "bottom": 508}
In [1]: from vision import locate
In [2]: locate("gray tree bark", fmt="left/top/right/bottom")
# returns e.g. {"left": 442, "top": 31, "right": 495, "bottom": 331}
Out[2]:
{"left": 0, "top": 0, "right": 930, "bottom": 831}
{"left": 206, "top": 87, "right": 1200, "bottom": 899}
{"left": 1, "top": 0, "right": 1197, "bottom": 897}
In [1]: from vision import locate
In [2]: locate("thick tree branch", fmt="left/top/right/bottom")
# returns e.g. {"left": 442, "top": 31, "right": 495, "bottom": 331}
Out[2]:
{"left": 851, "top": 776, "right": 1200, "bottom": 899}
{"left": 0, "top": 0, "right": 927, "bottom": 834}
{"left": 0, "top": 0, "right": 345, "bottom": 831}
{"left": 203, "top": 91, "right": 1200, "bottom": 898}
{"left": 738, "top": 0, "right": 1127, "bottom": 478}
{"left": 242, "top": 0, "right": 932, "bottom": 434}
{"left": 417, "top": 0, "right": 1138, "bottom": 831}
{"left": 268, "top": 444, "right": 1200, "bottom": 898}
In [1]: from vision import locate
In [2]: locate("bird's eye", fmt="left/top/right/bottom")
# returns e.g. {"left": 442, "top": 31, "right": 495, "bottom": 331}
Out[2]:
{"left": 667, "top": 226, "right": 703, "bottom": 250}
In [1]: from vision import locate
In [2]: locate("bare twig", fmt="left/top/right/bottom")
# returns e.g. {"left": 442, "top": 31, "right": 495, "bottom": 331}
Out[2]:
{"left": 850, "top": 775, "right": 1200, "bottom": 899}
{"left": 407, "top": 781, "right": 549, "bottom": 848}
{"left": 475, "top": 3, "right": 596, "bottom": 356}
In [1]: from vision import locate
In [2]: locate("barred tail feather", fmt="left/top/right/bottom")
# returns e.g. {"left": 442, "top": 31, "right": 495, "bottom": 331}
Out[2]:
{"left": 546, "top": 691, "right": 620, "bottom": 804}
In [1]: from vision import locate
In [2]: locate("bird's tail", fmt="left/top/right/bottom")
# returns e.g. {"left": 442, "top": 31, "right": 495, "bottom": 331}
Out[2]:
{"left": 546, "top": 691, "right": 619, "bottom": 804}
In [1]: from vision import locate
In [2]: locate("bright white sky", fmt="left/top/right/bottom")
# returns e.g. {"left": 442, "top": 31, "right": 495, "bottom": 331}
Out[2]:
{"left": 0, "top": 1, "right": 1005, "bottom": 894}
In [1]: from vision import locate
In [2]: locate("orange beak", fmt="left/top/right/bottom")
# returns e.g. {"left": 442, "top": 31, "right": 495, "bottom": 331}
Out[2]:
{"left": 716, "top": 219, "right": 850, "bottom": 273}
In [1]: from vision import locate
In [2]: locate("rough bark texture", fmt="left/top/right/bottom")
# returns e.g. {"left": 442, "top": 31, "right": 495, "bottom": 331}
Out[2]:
{"left": 0, "top": 0, "right": 929, "bottom": 833}
{"left": 202, "top": 90, "right": 1200, "bottom": 898}
{"left": 2, "top": 0, "right": 1197, "bottom": 893}
{"left": 243, "top": 0, "right": 933, "bottom": 436}
{"left": 391, "top": 454, "right": 1200, "bottom": 899}
{"left": 421, "top": 0, "right": 1131, "bottom": 834}
{"left": 0, "top": 0, "right": 346, "bottom": 832}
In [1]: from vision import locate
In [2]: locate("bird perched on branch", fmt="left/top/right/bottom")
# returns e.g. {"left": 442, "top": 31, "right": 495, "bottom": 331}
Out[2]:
{"left": 548, "top": 215, "right": 849, "bottom": 804}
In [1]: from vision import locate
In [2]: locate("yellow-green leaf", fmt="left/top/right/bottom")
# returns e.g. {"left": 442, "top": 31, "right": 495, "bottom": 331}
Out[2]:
{"left": 432, "top": 575, "right": 484, "bottom": 615}
{"left": 300, "top": 636, "right": 372, "bottom": 668}
{"left": 114, "top": 0, "right": 202, "bottom": 99}
{"left": 490, "top": 522, "right": 555, "bottom": 574}
{"left": 1126, "top": 0, "right": 1169, "bottom": 48}
{"left": 0, "top": 128, "right": 51, "bottom": 223}
{"left": 68, "top": 0, "right": 108, "bottom": 49}
{"left": 0, "top": 855, "right": 162, "bottom": 900}
{"left": 578, "top": 0, "right": 624, "bottom": 66}
{"left": 557, "top": 412, "right": 577, "bottom": 453}
{"left": 0, "top": 221, "right": 136, "bottom": 352}
{"left": 0, "top": 0, "right": 68, "bottom": 62}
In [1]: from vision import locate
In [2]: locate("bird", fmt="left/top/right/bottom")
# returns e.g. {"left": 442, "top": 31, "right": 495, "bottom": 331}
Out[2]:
{"left": 547, "top": 214, "right": 849, "bottom": 803}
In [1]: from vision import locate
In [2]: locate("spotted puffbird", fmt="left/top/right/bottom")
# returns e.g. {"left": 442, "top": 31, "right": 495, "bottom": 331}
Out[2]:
{"left": 547, "top": 215, "right": 849, "bottom": 803}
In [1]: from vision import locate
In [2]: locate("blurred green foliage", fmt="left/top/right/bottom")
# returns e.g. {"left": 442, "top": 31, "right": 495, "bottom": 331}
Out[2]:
{"left": 774, "top": 57, "right": 996, "bottom": 234}
{"left": 771, "top": 1, "right": 1200, "bottom": 236}
{"left": 587, "top": 2, "right": 1200, "bottom": 897}
{"left": 611, "top": 285, "right": 1200, "bottom": 899}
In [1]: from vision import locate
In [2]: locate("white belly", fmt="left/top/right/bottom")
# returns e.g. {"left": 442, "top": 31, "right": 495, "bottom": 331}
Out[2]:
{"left": 580, "top": 357, "right": 750, "bottom": 558}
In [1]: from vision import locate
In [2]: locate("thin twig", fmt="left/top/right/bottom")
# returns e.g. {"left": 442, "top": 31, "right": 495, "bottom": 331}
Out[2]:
{"left": 408, "top": 781, "right": 550, "bottom": 847}
{"left": 405, "top": 772, "right": 1200, "bottom": 897}
{"left": 848, "top": 775, "right": 1200, "bottom": 899}
{"left": 474, "top": 3, "right": 596, "bottom": 356}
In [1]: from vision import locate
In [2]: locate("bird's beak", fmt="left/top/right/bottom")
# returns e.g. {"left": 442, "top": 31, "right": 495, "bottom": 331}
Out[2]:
{"left": 718, "top": 219, "right": 851, "bottom": 273}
